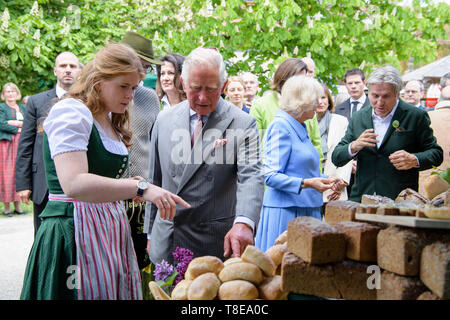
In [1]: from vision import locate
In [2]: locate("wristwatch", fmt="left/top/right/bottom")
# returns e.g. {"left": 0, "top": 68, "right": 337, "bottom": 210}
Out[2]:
{"left": 136, "top": 180, "right": 150, "bottom": 197}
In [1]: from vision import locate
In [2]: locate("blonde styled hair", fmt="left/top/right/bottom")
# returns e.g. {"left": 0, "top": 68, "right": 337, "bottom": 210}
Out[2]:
{"left": 279, "top": 75, "right": 323, "bottom": 118}
{"left": 1, "top": 82, "right": 22, "bottom": 101}
{"left": 67, "top": 43, "right": 145, "bottom": 147}
{"left": 223, "top": 76, "right": 245, "bottom": 94}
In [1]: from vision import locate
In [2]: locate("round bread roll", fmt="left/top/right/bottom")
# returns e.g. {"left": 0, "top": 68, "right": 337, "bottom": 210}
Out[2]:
{"left": 218, "top": 280, "right": 258, "bottom": 300}
{"left": 223, "top": 257, "right": 242, "bottom": 266}
{"left": 265, "top": 244, "right": 287, "bottom": 267}
{"left": 184, "top": 256, "right": 224, "bottom": 280}
{"left": 171, "top": 279, "right": 192, "bottom": 300}
{"left": 187, "top": 272, "right": 221, "bottom": 300}
{"left": 258, "top": 275, "right": 288, "bottom": 300}
{"left": 241, "top": 245, "right": 276, "bottom": 277}
{"left": 219, "top": 262, "right": 263, "bottom": 285}
{"left": 274, "top": 231, "right": 287, "bottom": 245}
{"left": 148, "top": 281, "right": 171, "bottom": 300}
{"left": 422, "top": 205, "right": 450, "bottom": 220}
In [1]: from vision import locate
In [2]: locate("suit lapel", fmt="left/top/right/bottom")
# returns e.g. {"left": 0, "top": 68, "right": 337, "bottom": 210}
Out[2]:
{"left": 176, "top": 99, "right": 233, "bottom": 194}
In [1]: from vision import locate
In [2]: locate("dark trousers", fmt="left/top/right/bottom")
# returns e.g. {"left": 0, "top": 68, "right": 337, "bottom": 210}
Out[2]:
{"left": 33, "top": 197, "right": 48, "bottom": 237}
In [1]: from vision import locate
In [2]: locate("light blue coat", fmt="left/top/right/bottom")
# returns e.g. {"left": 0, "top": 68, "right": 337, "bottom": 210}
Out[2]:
{"left": 262, "top": 109, "right": 324, "bottom": 208}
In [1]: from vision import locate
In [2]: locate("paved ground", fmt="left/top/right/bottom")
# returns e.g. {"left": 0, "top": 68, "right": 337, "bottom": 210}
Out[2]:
{"left": 0, "top": 213, "right": 34, "bottom": 300}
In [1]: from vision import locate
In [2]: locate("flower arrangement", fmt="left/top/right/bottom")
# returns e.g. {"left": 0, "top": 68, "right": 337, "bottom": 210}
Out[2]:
{"left": 152, "top": 247, "right": 194, "bottom": 296}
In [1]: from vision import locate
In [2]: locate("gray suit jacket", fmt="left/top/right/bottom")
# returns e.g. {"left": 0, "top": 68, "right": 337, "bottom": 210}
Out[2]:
{"left": 16, "top": 88, "right": 57, "bottom": 204}
{"left": 144, "top": 98, "right": 264, "bottom": 263}
{"left": 335, "top": 95, "right": 370, "bottom": 121}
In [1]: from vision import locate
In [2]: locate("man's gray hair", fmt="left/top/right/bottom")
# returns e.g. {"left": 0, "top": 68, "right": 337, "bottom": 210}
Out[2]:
{"left": 367, "top": 65, "right": 403, "bottom": 96}
{"left": 181, "top": 47, "right": 228, "bottom": 87}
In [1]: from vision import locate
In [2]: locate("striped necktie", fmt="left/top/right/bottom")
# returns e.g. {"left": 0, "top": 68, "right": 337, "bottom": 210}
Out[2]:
{"left": 191, "top": 114, "right": 203, "bottom": 148}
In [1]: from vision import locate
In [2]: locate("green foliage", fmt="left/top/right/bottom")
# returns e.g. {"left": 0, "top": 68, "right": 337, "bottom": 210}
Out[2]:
{"left": 0, "top": 0, "right": 448, "bottom": 96}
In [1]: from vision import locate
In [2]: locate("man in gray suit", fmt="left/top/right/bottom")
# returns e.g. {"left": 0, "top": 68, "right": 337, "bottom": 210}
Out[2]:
{"left": 144, "top": 47, "right": 264, "bottom": 263}
{"left": 16, "top": 52, "right": 81, "bottom": 235}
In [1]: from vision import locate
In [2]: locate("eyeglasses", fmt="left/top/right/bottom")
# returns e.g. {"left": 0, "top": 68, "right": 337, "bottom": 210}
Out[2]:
{"left": 142, "top": 64, "right": 154, "bottom": 74}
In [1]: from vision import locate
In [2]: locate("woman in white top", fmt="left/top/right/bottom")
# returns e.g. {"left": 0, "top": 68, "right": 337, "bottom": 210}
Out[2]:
{"left": 317, "top": 83, "right": 353, "bottom": 202}
{"left": 155, "top": 53, "right": 186, "bottom": 109}
{"left": 21, "top": 43, "right": 190, "bottom": 300}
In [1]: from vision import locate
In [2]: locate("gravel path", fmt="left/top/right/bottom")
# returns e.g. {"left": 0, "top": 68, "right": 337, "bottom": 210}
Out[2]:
{"left": 0, "top": 213, "right": 33, "bottom": 300}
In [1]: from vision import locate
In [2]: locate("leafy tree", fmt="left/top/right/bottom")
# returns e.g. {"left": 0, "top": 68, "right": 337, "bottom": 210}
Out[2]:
{"left": 0, "top": 0, "right": 448, "bottom": 95}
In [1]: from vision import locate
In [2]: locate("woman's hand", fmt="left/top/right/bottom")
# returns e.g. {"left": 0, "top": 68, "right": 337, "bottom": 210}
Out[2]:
{"left": 303, "top": 177, "right": 334, "bottom": 193}
{"left": 143, "top": 184, "right": 190, "bottom": 221}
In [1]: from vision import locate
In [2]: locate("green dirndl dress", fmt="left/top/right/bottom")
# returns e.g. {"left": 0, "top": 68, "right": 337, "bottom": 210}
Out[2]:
{"left": 20, "top": 123, "right": 141, "bottom": 300}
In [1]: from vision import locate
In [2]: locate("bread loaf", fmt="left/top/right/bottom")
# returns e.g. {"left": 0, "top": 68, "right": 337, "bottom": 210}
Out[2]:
{"left": 377, "top": 226, "right": 428, "bottom": 276}
{"left": 421, "top": 205, "right": 450, "bottom": 220}
{"left": 241, "top": 245, "right": 276, "bottom": 277}
{"left": 417, "top": 291, "right": 444, "bottom": 300}
{"left": 361, "top": 194, "right": 394, "bottom": 205}
{"left": 430, "top": 190, "right": 448, "bottom": 207}
{"left": 265, "top": 244, "right": 287, "bottom": 267}
{"left": 377, "top": 271, "right": 427, "bottom": 300}
{"left": 218, "top": 280, "right": 258, "bottom": 300}
{"left": 223, "top": 257, "right": 242, "bottom": 266}
{"left": 287, "top": 216, "right": 346, "bottom": 264}
{"left": 148, "top": 281, "right": 171, "bottom": 300}
{"left": 281, "top": 252, "right": 341, "bottom": 299}
{"left": 376, "top": 205, "right": 400, "bottom": 216}
{"left": 274, "top": 231, "right": 287, "bottom": 245}
{"left": 335, "top": 221, "right": 380, "bottom": 262}
{"left": 423, "top": 174, "right": 450, "bottom": 200}
{"left": 218, "top": 262, "right": 263, "bottom": 285}
{"left": 395, "top": 188, "right": 429, "bottom": 206}
{"left": 184, "top": 256, "right": 224, "bottom": 280}
{"left": 258, "top": 275, "right": 288, "bottom": 300}
{"left": 356, "top": 204, "right": 378, "bottom": 214}
{"left": 187, "top": 272, "right": 221, "bottom": 300}
{"left": 420, "top": 242, "right": 450, "bottom": 299}
{"left": 171, "top": 279, "right": 192, "bottom": 300}
{"left": 333, "top": 260, "right": 377, "bottom": 300}
{"left": 324, "top": 200, "right": 360, "bottom": 225}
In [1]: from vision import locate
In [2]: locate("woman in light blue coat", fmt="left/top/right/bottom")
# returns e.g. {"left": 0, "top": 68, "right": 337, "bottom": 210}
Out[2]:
{"left": 255, "top": 76, "right": 346, "bottom": 251}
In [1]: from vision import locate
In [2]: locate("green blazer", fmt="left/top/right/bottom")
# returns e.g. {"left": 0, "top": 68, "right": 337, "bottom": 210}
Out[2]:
{"left": 331, "top": 99, "right": 443, "bottom": 202}
{"left": 0, "top": 102, "right": 27, "bottom": 141}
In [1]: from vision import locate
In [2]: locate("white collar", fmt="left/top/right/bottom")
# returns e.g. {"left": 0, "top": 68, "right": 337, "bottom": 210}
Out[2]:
{"left": 372, "top": 99, "right": 399, "bottom": 120}
{"left": 55, "top": 85, "right": 67, "bottom": 99}
{"left": 350, "top": 94, "right": 366, "bottom": 105}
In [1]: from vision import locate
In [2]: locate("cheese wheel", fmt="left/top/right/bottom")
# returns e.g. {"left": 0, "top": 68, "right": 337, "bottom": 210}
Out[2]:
{"left": 241, "top": 245, "right": 276, "bottom": 277}
{"left": 187, "top": 272, "right": 221, "bottom": 300}
{"left": 184, "top": 256, "right": 224, "bottom": 280}
{"left": 218, "top": 280, "right": 258, "bottom": 300}
{"left": 218, "top": 262, "right": 263, "bottom": 285}
{"left": 258, "top": 275, "right": 289, "bottom": 300}
{"left": 265, "top": 244, "right": 287, "bottom": 267}
{"left": 148, "top": 281, "right": 171, "bottom": 300}
{"left": 171, "top": 279, "right": 192, "bottom": 300}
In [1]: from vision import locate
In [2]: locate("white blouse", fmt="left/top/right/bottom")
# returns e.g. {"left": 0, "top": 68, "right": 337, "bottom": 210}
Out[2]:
{"left": 43, "top": 98, "right": 128, "bottom": 159}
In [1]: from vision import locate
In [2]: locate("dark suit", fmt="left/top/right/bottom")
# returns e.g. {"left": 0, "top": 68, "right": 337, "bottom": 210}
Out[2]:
{"left": 331, "top": 99, "right": 443, "bottom": 202}
{"left": 335, "top": 95, "right": 370, "bottom": 121}
{"left": 16, "top": 88, "right": 57, "bottom": 234}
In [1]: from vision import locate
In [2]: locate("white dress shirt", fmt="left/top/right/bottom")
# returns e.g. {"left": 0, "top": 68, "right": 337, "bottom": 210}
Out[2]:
{"left": 55, "top": 85, "right": 67, "bottom": 99}
{"left": 350, "top": 94, "right": 367, "bottom": 117}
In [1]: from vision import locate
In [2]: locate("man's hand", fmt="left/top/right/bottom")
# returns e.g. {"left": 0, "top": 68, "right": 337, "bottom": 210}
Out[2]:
{"left": 350, "top": 129, "right": 379, "bottom": 154}
{"left": 223, "top": 223, "right": 254, "bottom": 258}
{"left": 17, "top": 190, "right": 31, "bottom": 205}
{"left": 389, "top": 150, "right": 418, "bottom": 170}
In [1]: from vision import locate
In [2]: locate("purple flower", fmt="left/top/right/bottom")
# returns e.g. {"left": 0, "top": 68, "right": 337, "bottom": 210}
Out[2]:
{"left": 172, "top": 247, "right": 194, "bottom": 285}
{"left": 153, "top": 260, "right": 174, "bottom": 282}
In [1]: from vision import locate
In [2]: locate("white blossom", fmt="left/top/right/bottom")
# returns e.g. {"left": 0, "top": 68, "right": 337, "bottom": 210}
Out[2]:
{"left": 0, "top": 55, "right": 9, "bottom": 69}
{"left": 32, "top": 29, "right": 40, "bottom": 40}
{"left": 293, "top": 46, "right": 298, "bottom": 56}
{"left": 220, "top": 39, "right": 224, "bottom": 48}
{"left": 256, "top": 23, "right": 260, "bottom": 32}
{"left": 154, "top": 31, "right": 159, "bottom": 41}
{"left": 1, "top": 8, "right": 10, "bottom": 32}
{"left": 30, "top": 1, "right": 39, "bottom": 16}
{"left": 33, "top": 45, "right": 40, "bottom": 58}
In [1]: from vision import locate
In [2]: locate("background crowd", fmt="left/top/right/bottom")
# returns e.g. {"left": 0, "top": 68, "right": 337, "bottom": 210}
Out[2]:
{"left": 0, "top": 31, "right": 448, "bottom": 300}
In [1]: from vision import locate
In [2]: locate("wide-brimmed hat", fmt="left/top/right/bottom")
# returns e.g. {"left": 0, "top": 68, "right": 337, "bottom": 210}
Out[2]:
{"left": 120, "top": 31, "right": 163, "bottom": 65}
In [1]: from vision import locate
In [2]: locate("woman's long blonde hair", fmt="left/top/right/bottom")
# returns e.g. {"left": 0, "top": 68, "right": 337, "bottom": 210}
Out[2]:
{"left": 67, "top": 43, "right": 145, "bottom": 147}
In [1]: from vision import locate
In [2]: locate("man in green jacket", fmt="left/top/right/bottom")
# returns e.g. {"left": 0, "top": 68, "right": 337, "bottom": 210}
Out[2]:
{"left": 332, "top": 66, "right": 443, "bottom": 202}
